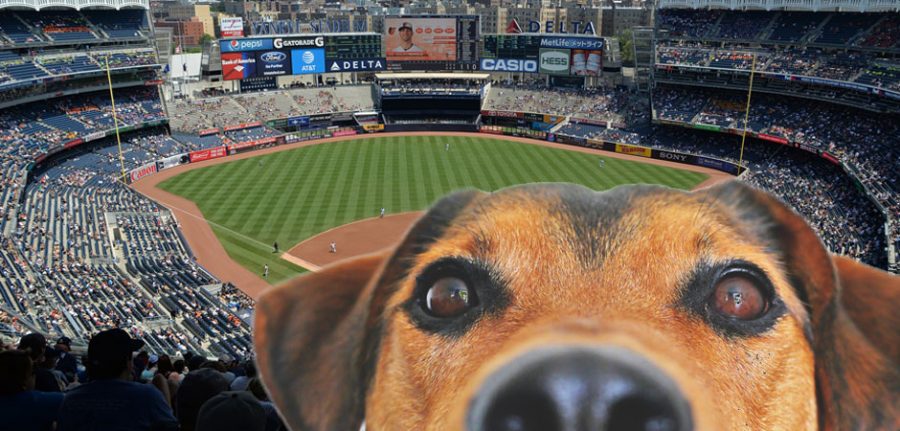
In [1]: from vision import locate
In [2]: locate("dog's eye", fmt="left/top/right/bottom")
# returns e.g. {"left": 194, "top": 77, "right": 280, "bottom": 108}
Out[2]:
{"left": 709, "top": 274, "right": 767, "bottom": 320}
{"left": 425, "top": 277, "right": 475, "bottom": 318}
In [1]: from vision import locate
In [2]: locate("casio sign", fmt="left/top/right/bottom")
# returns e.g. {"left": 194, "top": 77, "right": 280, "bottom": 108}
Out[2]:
{"left": 274, "top": 36, "right": 325, "bottom": 49}
{"left": 260, "top": 51, "right": 286, "bottom": 63}
{"left": 481, "top": 58, "right": 537, "bottom": 73}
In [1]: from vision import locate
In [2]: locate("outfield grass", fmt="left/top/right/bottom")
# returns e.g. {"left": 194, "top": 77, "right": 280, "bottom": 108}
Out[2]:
{"left": 158, "top": 135, "right": 708, "bottom": 283}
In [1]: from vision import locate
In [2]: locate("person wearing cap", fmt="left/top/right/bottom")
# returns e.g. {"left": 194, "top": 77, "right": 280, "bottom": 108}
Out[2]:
{"left": 195, "top": 391, "right": 266, "bottom": 431}
{"left": 393, "top": 22, "right": 423, "bottom": 53}
{"left": 34, "top": 346, "right": 65, "bottom": 392}
{"left": 175, "top": 368, "right": 231, "bottom": 431}
{"left": 0, "top": 349, "right": 64, "bottom": 431}
{"left": 54, "top": 336, "right": 78, "bottom": 384}
{"left": 56, "top": 328, "right": 178, "bottom": 431}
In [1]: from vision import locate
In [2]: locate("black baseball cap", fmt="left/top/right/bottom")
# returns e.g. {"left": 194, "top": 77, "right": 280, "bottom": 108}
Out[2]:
{"left": 56, "top": 336, "right": 72, "bottom": 346}
{"left": 88, "top": 328, "right": 144, "bottom": 367}
{"left": 196, "top": 391, "right": 266, "bottom": 431}
{"left": 400, "top": 22, "right": 413, "bottom": 31}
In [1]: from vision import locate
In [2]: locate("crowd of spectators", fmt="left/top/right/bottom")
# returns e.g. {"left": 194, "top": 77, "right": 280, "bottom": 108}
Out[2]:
{"left": 650, "top": 87, "right": 896, "bottom": 267}
{"left": 484, "top": 83, "right": 646, "bottom": 126}
{"left": 169, "top": 86, "right": 374, "bottom": 132}
{"left": 380, "top": 78, "right": 484, "bottom": 97}
{"left": 0, "top": 329, "right": 283, "bottom": 431}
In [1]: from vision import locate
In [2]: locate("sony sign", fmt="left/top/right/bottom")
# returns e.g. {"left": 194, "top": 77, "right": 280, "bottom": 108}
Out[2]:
{"left": 480, "top": 58, "right": 538, "bottom": 73}
{"left": 657, "top": 151, "right": 689, "bottom": 162}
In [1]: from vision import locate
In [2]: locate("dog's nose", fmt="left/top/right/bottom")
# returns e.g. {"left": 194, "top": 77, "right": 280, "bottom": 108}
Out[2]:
{"left": 467, "top": 346, "right": 692, "bottom": 431}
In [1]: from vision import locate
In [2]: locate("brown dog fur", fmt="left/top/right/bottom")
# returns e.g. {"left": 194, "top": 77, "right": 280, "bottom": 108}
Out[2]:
{"left": 254, "top": 181, "right": 899, "bottom": 431}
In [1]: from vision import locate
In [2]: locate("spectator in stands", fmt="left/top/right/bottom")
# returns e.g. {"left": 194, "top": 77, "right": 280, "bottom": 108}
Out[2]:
{"left": 230, "top": 360, "right": 256, "bottom": 391}
{"left": 35, "top": 347, "right": 66, "bottom": 392}
{"left": 57, "top": 328, "right": 178, "bottom": 431}
{"left": 17, "top": 333, "right": 61, "bottom": 393}
{"left": 175, "top": 367, "right": 231, "bottom": 431}
{"left": 54, "top": 336, "right": 78, "bottom": 384}
{"left": 195, "top": 391, "right": 267, "bottom": 431}
{"left": 0, "top": 349, "right": 65, "bottom": 431}
{"left": 246, "top": 377, "right": 286, "bottom": 431}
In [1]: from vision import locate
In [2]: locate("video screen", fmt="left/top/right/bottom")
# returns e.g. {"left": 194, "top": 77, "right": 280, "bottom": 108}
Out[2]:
{"left": 385, "top": 15, "right": 479, "bottom": 71}
{"left": 385, "top": 17, "right": 457, "bottom": 62}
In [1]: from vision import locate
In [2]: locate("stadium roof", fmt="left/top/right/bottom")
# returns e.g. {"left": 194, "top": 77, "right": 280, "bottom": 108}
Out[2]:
{"left": 375, "top": 73, "right": 490, "bottom": 80}
{"left": 0, "top": 0, "right": 148, "bottom": 10}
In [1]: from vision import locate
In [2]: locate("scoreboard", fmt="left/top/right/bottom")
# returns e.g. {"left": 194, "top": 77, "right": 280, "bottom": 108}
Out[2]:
{"left": 482, "top": 34, "right": 544, "bottom": 60}
{"left": 325, "top": 34, "right": 382, "bottom": 60}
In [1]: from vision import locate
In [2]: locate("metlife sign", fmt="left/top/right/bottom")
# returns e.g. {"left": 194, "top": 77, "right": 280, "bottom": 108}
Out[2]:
{"left": 220, "top": 38, "right": 274, "bottom": 52}
{"left": 291, "top": 48, "right": 325, "bottom": 75}
{"left": 480, "top": 58, "right": 538, "bottom": 73}
{"left": 326, "top": 58, "right": 386, "bottom": 72}
{"left": 273, "top": 36, "right": 325, "bottom": 49}
{"left": 539, "top": 49, "right": 569, "bottom": 75}
{"left": 540, "top": 36, "right": 603, "bottom": 50}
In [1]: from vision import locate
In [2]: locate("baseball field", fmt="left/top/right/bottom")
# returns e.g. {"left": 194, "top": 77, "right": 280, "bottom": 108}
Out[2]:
{"left": 157, "top": 134, "right": 710, "bottom": 284}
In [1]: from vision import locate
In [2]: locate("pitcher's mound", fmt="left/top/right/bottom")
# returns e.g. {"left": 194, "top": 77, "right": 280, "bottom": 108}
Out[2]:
{"left": 284, "top": 211, "right": 424, "bottom": 271}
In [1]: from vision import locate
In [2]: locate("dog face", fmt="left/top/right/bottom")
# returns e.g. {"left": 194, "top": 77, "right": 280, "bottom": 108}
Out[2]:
{"left": 254, "top": 181, "right": 899, "bottom": 431}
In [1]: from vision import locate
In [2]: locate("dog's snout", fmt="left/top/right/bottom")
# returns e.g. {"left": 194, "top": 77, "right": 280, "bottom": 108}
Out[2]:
{"left": 467, "top": 347, "right": 693, "bottom": 431}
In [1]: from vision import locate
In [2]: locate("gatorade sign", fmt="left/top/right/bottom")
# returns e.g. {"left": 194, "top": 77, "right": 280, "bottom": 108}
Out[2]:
{"left": 539, "top": 49, "right": 570, "bottom": 75}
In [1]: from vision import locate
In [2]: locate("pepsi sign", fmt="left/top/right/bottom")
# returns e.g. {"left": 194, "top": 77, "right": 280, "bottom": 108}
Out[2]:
{"left": 480, "top": 58, "right": 538, "bottom": 73}
{"left": 220, "top": 38, "right": 274, "bottom": 52}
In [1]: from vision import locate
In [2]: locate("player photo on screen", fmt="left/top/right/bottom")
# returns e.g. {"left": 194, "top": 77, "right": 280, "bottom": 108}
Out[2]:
{"left": 385, "top": 18, "right": 457, "bottom": 62}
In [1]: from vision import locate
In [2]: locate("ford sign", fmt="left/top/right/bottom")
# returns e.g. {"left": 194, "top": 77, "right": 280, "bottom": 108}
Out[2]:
{"left": 260, "top": 51, "right": 287, "bottom": 63}
{"left": 480, "top": 58, "right": 538, "bottom": 73}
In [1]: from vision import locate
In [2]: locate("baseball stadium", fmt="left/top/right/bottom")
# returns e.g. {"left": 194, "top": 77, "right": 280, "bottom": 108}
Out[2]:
{"left": 0, "top": 0, "right": 897, "bottom": 430}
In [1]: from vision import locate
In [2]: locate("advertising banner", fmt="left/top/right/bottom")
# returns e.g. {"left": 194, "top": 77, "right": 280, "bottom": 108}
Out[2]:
{"left": 224, "top": 122, "right": 262, "bottom": 132}
{"left": 757, "top": 133, "right": 789, "bottom": 145}
{"left": 385, "top": 17, "right": 457, "bottom": 62}
{"left": 326, "top": 58, "right": 386, "bottom": 72}
{"left": 157, "top": 153, "right": 186, "bottom": 170}
{"left": 199, "top": 128, "right": 219, "bottom": 136}
{"left": 309, "top": 113, "right": 333, "bottom": 122}
{"left": 696, "top": 156, "right": 739, "bottom": 174}
{"left": 220, "top": 17, "right": 244, "bottom": 38}
{"left": 229, "top": 137, "right": 277, "bottom": 151}
{"left": 480, "top": 58, "right": 538, "bottom": 73}
{"left": 481, "top": 110, "right": 522, "bottom": 118}
{"left": 615, "top": 144, "right": 652, "bottom": 158}
{"left": 539, "top": 49, "right": 570, "bottom": 75}
{"left": 222, "top": 52, "right": 256, "bottom": 81}
{"left": 291, "top": 48, "right": 325, "bottom": 75}
{"left": 129, "top": 163, "right": 157, "bottom": 183}
{"left": 273, "top": 36, "right": 325, "bottom": 50}
{"left": 255, "top": 50, "right": 292, "bottom": 76}
{"left": 189, "top": 146, "right": 227, "bottom": 163}
{"left": 63, "top": 139, "right": 83, "bottom": 149}
{"left": 569, "top": 49, "right": 602, "bottom": 76}
{"left": 332, "top": 129, "right": 358, "bottom": 137}
{"left": 821, "top": 152, "right": 840, "bottom": 165}
{"left": 83, "top": 132, "right": 104, "bottom": 142}
{"left": 220, "top": 38, "right": 273, "bottom": 53}
{"left": 540, "top": 36, "right": 603, "bottom": 50}
{"left": 571, "top": 117, "right": 607, "bottom": 127}
{"left": 655, "top": 150, "right": 691, "bottom": 163}
{"left": 288, "top": 116, "right": 310, "bottom": 127}
{"left": 363, "top": 124, "right": 385, "bottom": 132}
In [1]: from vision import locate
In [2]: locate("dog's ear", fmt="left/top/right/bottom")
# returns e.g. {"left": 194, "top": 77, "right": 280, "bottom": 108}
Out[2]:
{"left": 253, "top": 250, "right": 389, "bottom": 431}
{"left": 253, "top": 189, "right": 482, "bottom": 431}
{"left": 702, "top": 181, "right": 899, "bottom": 430}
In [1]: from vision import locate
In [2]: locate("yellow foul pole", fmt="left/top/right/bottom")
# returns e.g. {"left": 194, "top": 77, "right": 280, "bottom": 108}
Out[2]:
{"left": 105, "top": 55, "right": 127, "bottom": 183}
{"left": 738, "top": 53, "right": 758, "bottom": 174}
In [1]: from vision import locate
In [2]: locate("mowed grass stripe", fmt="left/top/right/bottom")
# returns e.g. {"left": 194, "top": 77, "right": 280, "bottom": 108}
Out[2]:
{"left": 158, "top": 135, "right": 709, "bottom": 284}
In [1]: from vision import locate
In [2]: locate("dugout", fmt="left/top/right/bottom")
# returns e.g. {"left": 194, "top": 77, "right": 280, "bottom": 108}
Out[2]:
{"left": 375, "top": 73, "right": 488, "bottom": 132}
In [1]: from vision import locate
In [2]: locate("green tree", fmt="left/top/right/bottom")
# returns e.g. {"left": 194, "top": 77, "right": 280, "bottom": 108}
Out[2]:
{"left": 199, "top": 33, "right": 214, "bottom": 47}
{"left": 618, "top": 28, "right": 635, "bottom": 66}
